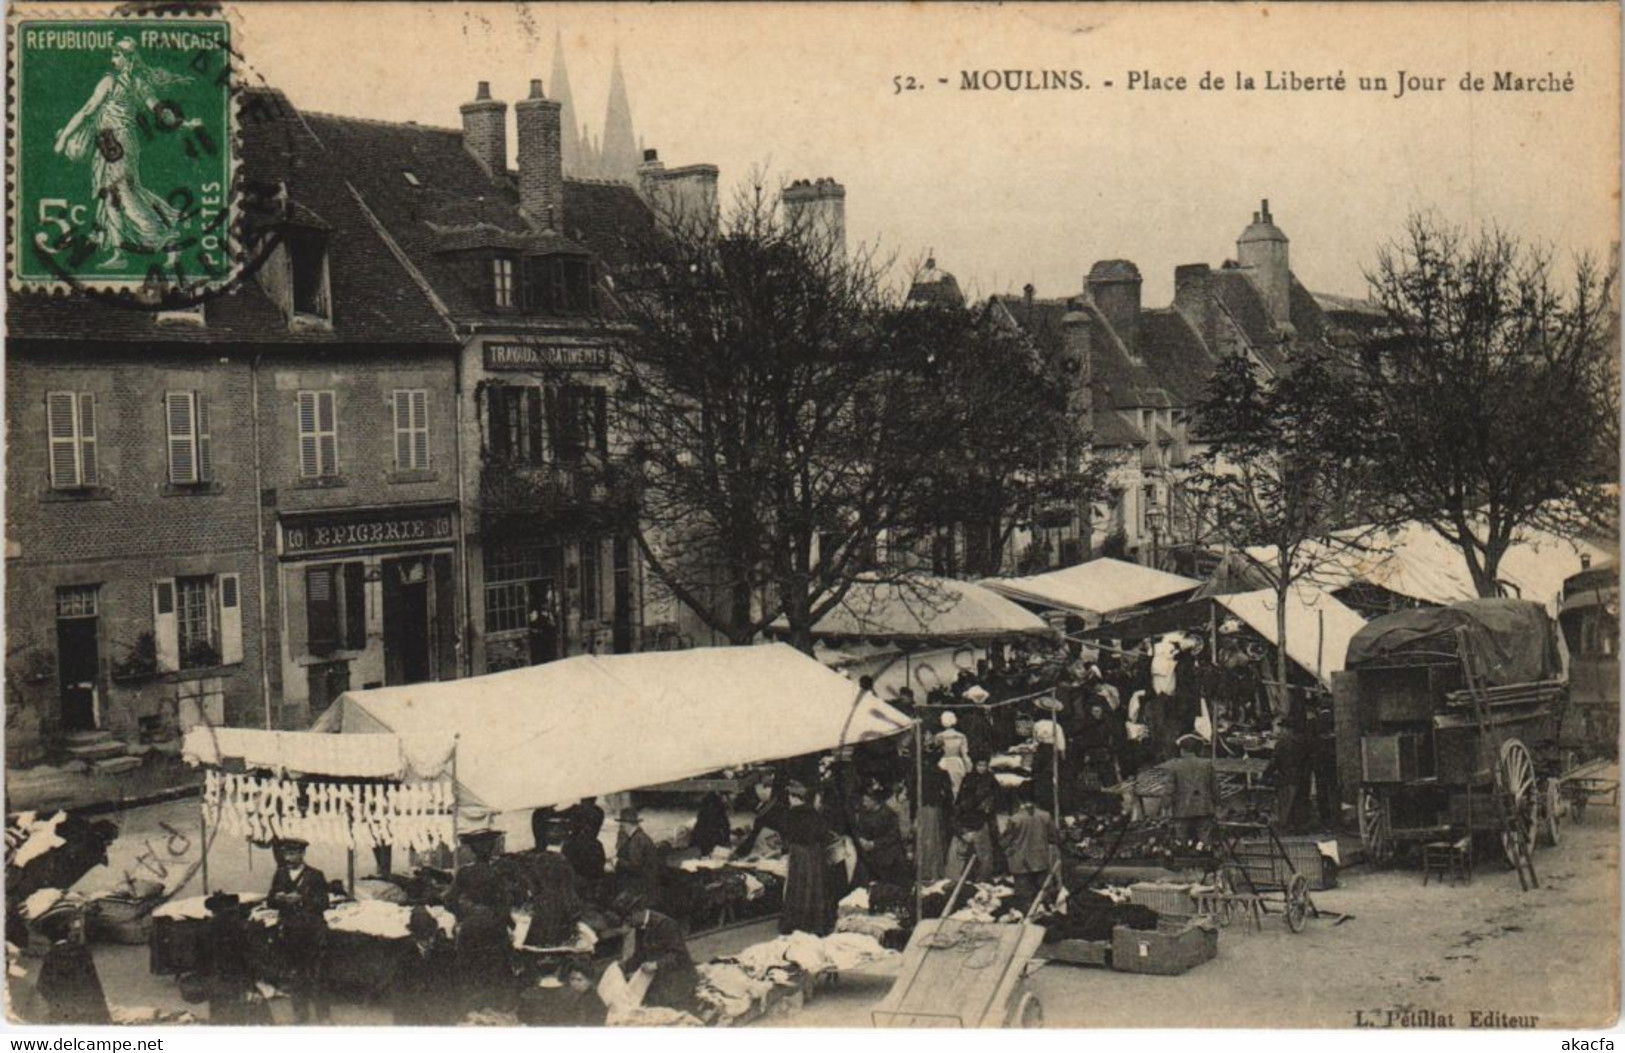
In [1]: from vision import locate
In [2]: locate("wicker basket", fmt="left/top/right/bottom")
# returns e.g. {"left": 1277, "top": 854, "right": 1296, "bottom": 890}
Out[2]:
{"left": 1128, "top": 882, "right": 1199, "bottom": 918}
{"left": 1111, "top": 917, "right": 1218, "bottom": 976}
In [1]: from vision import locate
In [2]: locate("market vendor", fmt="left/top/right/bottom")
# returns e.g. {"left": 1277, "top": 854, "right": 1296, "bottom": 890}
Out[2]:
{"left": 691, "top": 791, "right": 733, "bottom": 857}
{"left": 617, "top": 895, "right": 700, "bottom": 1015}
{"left": 34, "top": 899, "right": 109, "bottom": 1025}
{"left": 777, "top": 782, "right": 836, "bottom": 936}
{"left": 392, "top": 906, "right": 460, "bottom": 1026}
{"left": 945, "top": 755, "right": 998, "bottom": 884}
{"left": 614, "top": 808, "right": 663, "bottom": 911}
{"left": 267, "top": 837, "right": 332, "bottom": 1024}
{"left": 1001, "top": 784, "right": 1059, "bottom": 911}
{"left": 201, "top": 893, "right": 271, "bottom": 1025}
{"left": 853, "top": 786, "right": 909, "bottom": 886}
{"left": 1166, "top": 734, "right": 1221, "bottom": 844}
{"left": 447, "top": 828, "right": 515, "bottom": 1010}
{"left": 524, "top": 818, "right": 586, "bottom": 948}
{"left": 564, "top": 815, "right": 609, "bottom": 903}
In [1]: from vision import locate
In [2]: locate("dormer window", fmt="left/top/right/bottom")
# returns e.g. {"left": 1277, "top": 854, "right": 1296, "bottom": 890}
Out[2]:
{"left": 286, "top": 228, "right": 331, "bottom": 322}
{"left": 492, "top": 254, "right": 517, "bottom": 309}
{"left": 525, "top": 254, "right": 592, "bottom": 316}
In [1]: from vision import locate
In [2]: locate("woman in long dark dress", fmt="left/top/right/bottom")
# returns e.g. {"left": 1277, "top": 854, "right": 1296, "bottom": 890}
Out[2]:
{"left": 35, "top": 907, "right": 109, "bottom": 1025}
{"left": 915, "top": 764, "right": 952, "bottom": 883}
{"left": 777, "top": 784, "right": 835, "bottom": 936}
{"left": 691, "top": 792, "right": 732, "bottom": 856}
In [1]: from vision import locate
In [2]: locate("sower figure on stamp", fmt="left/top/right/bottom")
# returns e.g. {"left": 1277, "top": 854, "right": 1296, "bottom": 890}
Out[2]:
{"left": 267, "top": 837, "right": 332, "bottom": 1024}
{"left": 52, "top": 38, "right": 198, "bottom": 269}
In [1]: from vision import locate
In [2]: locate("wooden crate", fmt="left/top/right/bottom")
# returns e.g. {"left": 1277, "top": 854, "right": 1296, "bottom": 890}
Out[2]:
{"left": 1035, "top": 938, "right": 1111, "bottom": 968}
{"left": 1111, "top": 919, "right": 1217, "bottom": 976}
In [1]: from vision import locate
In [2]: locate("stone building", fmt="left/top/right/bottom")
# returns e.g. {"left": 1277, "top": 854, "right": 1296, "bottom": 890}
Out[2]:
{"left": 990, "top": 200, "right": 1385, "bottom": 574}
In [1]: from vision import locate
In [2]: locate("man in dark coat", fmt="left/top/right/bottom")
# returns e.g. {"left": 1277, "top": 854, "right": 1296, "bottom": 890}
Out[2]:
{"left": 201, "top": 894, "right": 271, "bottom": 1025}
{"left": 1308, "top": 698, "right": 1341, "bottom": 829}
{"left": 34, "top": 905, "right": 109, "bottom": 1025}
{"left": 853, "top": 786, "right": 909, "bottom": 887}
{"left": 1165, "top": 735, "right": 1222, "bottom": 844}
{"left": 523, "top": 818, "right": 586, "bottom": 948}
{"left": 267, "top": 838, "right": 331, "bottom": 1024}
{"left": 613, "top": 808, "right": 662, "bottom": 910}
{"left": 447, "top": 829, "right": 514, "bottom": 1010}
{"left": 1001, "top": 787, "right": 1059, "bottom": 910}
{"left": 563, "top": 821, "right": 608, "bottom": 904}
{"left": 392, "top": 906, "right": 461, "bottom": 1026}
{"left": 945, "top": 756, "right": 998, "bottom": 885}
{"left": 621, "top": 904, "right": 700, "bottom": 1014}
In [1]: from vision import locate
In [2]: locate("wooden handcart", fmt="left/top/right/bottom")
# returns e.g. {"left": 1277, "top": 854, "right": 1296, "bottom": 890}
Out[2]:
{"left": 1559, "top": 761, "right": 1619, "bottom": 825}
{"left": 1198, "top": 821, "right": 1316, "bottom": 934}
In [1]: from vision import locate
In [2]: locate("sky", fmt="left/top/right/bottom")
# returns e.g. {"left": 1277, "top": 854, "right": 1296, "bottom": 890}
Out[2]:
{"left": 234, "top": 2, "right": 1619, "bottom": 305}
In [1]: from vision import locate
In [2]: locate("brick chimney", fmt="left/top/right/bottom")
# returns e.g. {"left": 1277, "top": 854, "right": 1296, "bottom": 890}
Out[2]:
{"left": 1173, "top": 263, "right": 1218, "bottom": 350}
{"left": 1086, "top": 259, "right": 1142, "bottom": 361}
{"left": 514, "top": 78, "right": 563, "bottom": 231}
{"left": 1061, "top": 306, "right": 1094, "bottom": 434}
{"left": 460, "top": 81, "right": 507, "bottom": 179}
{"left": 1237, "top": 198, "right": 1291, "bottom": 327}
{"left": 639, "top": 148, "right": 719, "bottom": 237}
{"left": 782, "top": 177, "right": 846, "bottom": 259}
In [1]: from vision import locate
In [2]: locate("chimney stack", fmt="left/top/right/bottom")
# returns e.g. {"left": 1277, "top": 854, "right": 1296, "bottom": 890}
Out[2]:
{"left": 782, "top": 177, "right": 847, "bottom": 260}
{"left": 460, "top": 81, "right": 507, "bottom": 179}
{"left": 638, "top": 148, "right": 719, "bottom": 237}
{"left": 1173, "top": 263, "right": 1218, "bottom": 350}
{"left": 1085, "top": 260, "right": 1143, "bottom": 361}
{"left": 1060, "top": 307, "right": 1094, "bottom": 434}
{"left": 515, "top": 78, "right": 563, "bottom": 230}
{"left": 1237, "top": 198, "right": 1291, "bottom": 327}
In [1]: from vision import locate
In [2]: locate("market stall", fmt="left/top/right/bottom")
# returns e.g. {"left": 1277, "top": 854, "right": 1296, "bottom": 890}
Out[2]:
{"left": 980, "top": 557, "right": 1202, "bottom": 627}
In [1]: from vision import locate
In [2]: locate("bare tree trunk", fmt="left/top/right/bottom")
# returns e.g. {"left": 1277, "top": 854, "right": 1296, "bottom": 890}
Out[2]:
{"left": 1276, "top": 578, "right": 1293, "bottom": 721}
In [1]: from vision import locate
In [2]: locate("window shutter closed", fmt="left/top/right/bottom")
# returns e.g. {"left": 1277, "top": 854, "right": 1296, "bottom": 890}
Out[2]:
{"left": 218, "top": 573, "right": 243, "bottom": 665}
{"left": 317, "top": 392, "right": 337, "bottom": 475}
{"left": 153, "top": 579, "right": 179, "bottom": 672}
{"left": 527, "top": 387, "right": 546, "bottom": 465}
{"left": 542, "top": 386, "right": 560, "bottom": 462}
{"left": 298, "top": 392, "right": 319, "bottom": 477}
{"left": 393, "top": 390, "right": 411, "bottom": 470}
{"left": 78, "top": 394, "right": 98, "bottom": 486}
{"left": 591, "top": 388, "right": 608, "bottom": 457}
{"left": 343, "top": 561, "right": 366, "bottom": 650}
{"left": 307, "top": 565, "right": 339, "bottom": 656}
{"left": 412, "top": 390, "right": 429, "bottom": 469}
{"left": 486, "top": 385, "right": 510, "bottom": 460}
{"left": 195, "top": 393, "right": 212, "bottom": 482}
{"left": 166, "top": 391, "right": 197, "bottom": 484}
{"left": 46, "top": 392, "right": 79, "bottom": 488}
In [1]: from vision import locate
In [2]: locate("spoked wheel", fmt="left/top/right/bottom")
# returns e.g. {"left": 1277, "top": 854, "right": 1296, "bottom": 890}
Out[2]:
{"left": 1358, "top": 787, "right": 1393, "bottom": 865}
{"left": 1539, "top": 779, "right": 1562, "bottom": 847}
{"left": 1497, "top": 740, "right": 1539, "bottom": 867}
{"left": 1011, "top": 991, "right": 1044, "bottom": 1029}
{"left": 1284, "top": 874, "right": 1310, "bottom": 934}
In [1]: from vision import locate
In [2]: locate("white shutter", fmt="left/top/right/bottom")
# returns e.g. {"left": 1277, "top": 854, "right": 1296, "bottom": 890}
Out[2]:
{"left": 298, "top": 391, "right": 319, "bottom": 477}
{"left": 393, "top": 390, "right": 411, "bottom": 470}
{"left": 195, "top": 393, "right": 212, "bottom": 482}
{"left": 153, "top": 579, "right": 179, "bottom": 672}
{"left": 218, "top": 573, "right": 243, "bottom": 665}
{"left": 412, "top": 390, "right": 429, "bottom": 469}
{"left": 46, "top": 392, "right": 80, "bottom": 488}
{"left": 166, "top": 391, "right": 197, "bottom": 484}
{"left": 318, "top": 391, "right": 337, "bottom": 475}
{"left": 78, "top": 394, "right": 98, "bottom": 486}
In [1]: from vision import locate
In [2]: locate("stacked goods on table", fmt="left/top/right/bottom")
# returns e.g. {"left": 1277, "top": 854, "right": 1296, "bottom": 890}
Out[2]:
{"left": 664, "top": 849, "right": 785, "bottom": 928}
{"left": 834, "top": 883, "right": 913, "bottom": 948}
{"left": 1061, "top": 815, "right": 1212, "bottom": 868}
{"left": 695, "top": 931, "right": 894, "bottom": 1027}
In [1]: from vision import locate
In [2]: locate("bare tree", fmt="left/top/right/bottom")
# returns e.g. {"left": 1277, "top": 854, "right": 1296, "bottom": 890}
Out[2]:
{"left": 1355, "top": 214, "right": 1619, "bottom": 596}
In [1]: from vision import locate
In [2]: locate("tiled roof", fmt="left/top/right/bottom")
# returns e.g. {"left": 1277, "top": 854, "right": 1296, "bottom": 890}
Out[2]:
{"left": 1093, "top": 408, "right": 1146, "bottom": 448}
{"left": 1138, "top": 308, "right": 1219, "bottom": 405}
{"left": 9, "top": 88, "right": 453, "bottom": 346}
{"left": 560, "top": 181, "right": 657, "bottom": 273}
{"left": 1212, "top": 268, "right": 1287, "bottom": 374}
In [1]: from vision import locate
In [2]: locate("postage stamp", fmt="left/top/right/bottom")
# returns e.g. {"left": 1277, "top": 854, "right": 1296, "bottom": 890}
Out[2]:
{"left": 8, "top": 13, "right": 236, "bottom": 296}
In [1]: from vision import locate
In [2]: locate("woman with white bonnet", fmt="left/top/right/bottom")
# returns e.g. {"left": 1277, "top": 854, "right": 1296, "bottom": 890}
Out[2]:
{"left": 935, "top": 711, "right": 971, "bottom": 795}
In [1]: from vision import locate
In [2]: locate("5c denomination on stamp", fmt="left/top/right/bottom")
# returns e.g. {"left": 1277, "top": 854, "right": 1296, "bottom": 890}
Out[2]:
{"left": 9, "top": 13, "right": 236, "bottom": 298}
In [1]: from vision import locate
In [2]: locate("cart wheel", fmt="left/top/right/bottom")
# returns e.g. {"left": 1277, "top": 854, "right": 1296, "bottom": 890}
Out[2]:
{"left": 1358, "top": 787, "right": 1393, "bottom": 866}
{"left": 1540, "top": 779, "right": 1562, "bottom": 847}
{"left": 1284, "top": 874, "right": 1310, "bottom": 934}
{"left": 1497, "top": 740, "right": 1539, "bottom": 866}
{"left": 1011, "top": 991, "right": 1044, "bottom": 1029}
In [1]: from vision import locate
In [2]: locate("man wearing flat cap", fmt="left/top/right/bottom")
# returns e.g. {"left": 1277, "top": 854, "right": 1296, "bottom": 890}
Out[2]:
{"left": 613, "top": 808, "right": 662, "bottom": 911}
{"left": 267, "top": 838, "right": 331, "bottom": 1023}
{"left": 1165, "top": 735, "right": 1221, "bottom": 844}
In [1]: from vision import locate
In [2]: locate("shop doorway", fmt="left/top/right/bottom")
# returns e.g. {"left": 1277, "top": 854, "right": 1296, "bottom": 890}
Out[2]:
{"left": 55, "top": 587, "right": 100, "bottom": 731}
{"left": 383, "top": 557, "right": 434, "bottom": 685}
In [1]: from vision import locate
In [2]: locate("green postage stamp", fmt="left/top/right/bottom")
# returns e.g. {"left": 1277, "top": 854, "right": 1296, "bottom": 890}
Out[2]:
{"left": 9, "top": 14, "right": 236, "bottom": 296}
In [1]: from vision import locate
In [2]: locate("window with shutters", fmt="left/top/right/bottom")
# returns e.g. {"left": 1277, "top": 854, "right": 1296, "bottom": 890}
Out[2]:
{"left": 165, "top": 391, "right": 213, "bottom": 485}
{"left": 525, "top": 255, "right": 592, "bottom": 315}
{"left": 392, "top": 390, "right": 430, "bottom": 471}
{"left": 554, "top": 385, "right": 608, "bottom": 463}
{"left": 45, "top": 392, "right": 98, "bottom": 490}
{"left": 305, "top": 561, "right": 366, "bottom": 657}
{"left": 297, "top": 391, "right": 339, "bottom": 478}
{"left": 176, "top": 575, "right": 218, "bottom": 669}
{"left": 485, "top": 385, "right": 546, "bottom": 466}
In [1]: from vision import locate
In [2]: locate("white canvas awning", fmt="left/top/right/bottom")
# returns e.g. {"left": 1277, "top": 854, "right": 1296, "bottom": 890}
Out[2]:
{"left": 181, "top": 726, "right": 454, "bottom": 780}
{"left": 311, "top": 644, "right": 911, "bottom": 813}
{"left": 772, "top": 576, "right": 1055, "bottom": 643}
{"left": 980, "top": 558, "right": 1200, "bottom": 619}
{"left": 1213, "top": 587, "right": 1368, "bottom": 687}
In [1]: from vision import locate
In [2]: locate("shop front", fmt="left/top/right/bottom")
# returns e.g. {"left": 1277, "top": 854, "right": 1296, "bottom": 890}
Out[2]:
{"left": 277, "top": 503, "right": 460, "bottom": 719}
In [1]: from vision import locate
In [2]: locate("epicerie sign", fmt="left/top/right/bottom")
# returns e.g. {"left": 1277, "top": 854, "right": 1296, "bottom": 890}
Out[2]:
{"left": 283, "top": 509, "right": 454, "bottom": 556}
{"left": 484, "top": 342, "right": 612, "bottom": 371}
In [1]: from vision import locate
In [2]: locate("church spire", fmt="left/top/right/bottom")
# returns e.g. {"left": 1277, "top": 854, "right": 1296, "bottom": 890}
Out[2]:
{"left": 550, "top": 28, "right": 587, "bottom": 177}
{"left": 600, "top": 46, "right": 640, "bottom": 184}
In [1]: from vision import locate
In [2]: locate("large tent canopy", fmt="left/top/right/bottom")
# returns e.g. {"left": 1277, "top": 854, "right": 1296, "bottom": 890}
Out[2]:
{"left": 980, "top": 557, "right": 1200, "bottom": 620}
{"left": 770, "top": 576, "right": 1055, "bottom": 644}
{"left": 311, "top": 644, "right": 910, "bottom": 813}
{"left": 1242, "top": 521, "right": 1612, "bottom": 613}
{"left": 1082, "top": 585, "right": 1367, "bottom": 688}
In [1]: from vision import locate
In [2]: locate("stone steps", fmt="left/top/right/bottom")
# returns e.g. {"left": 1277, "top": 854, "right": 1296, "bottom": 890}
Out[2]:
{"left": 66, "top": 739, "right": 127, "bottom": 761}
{"left": 91, "top": 756, "right": 143, "bottom": 776}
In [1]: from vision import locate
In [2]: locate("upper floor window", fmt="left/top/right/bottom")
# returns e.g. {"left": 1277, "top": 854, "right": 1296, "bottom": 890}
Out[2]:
{"left": 45, "top": 392, "right": 97, "bottom": 490}
{"left": 392, "top": 389, "right": 430, "bottom": 471}
{"left": 165, "top": 391, "right": 213, "bottom": 485}
{"left": 297, "top": 390, "right": 339, "bottom": 478}
{"left": 286, "top": 228, "right": 330, "bottom": 320}
{"left": 487, "top": 385, "right": 545, "bottom": 465}
{"left": 555, "top": 385, "right": 609, "bottom": 462}
{"left": 492, "top": 254, "right": 517, "bottom": 309}
{"left": 526, "top": 255, "right": 592, "bottom": 315}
